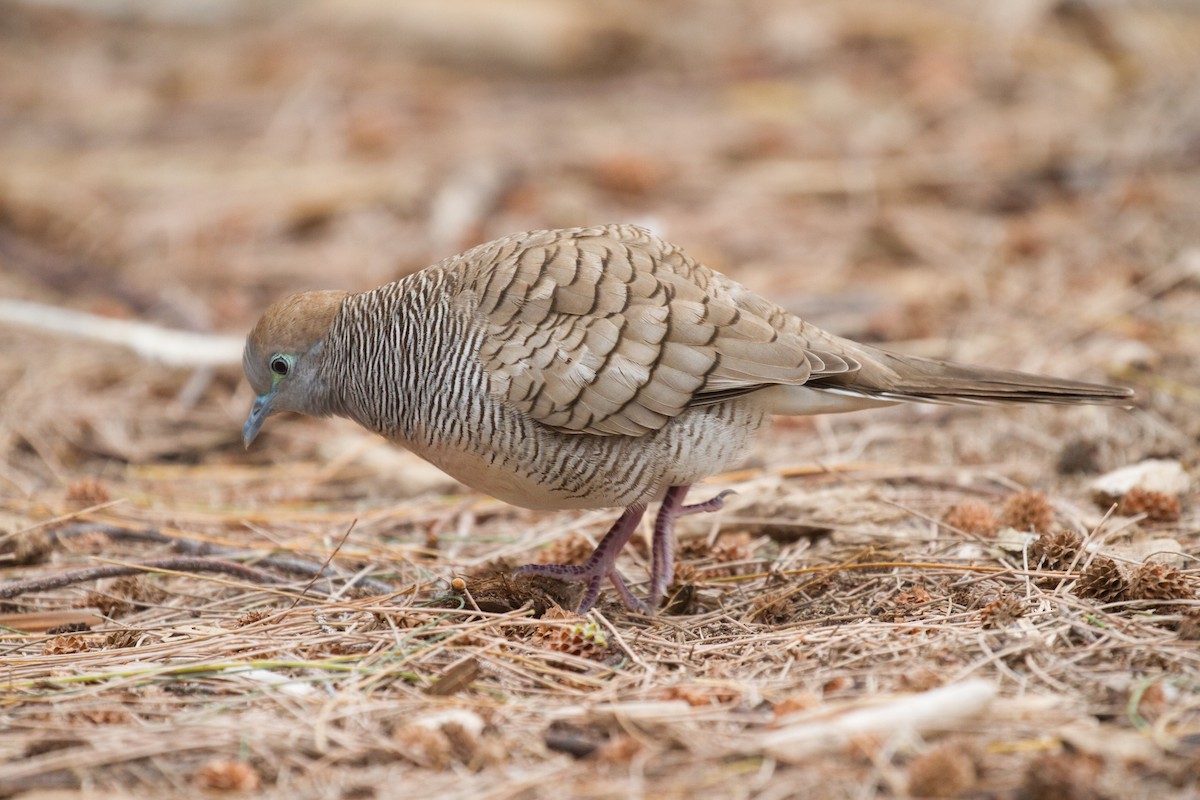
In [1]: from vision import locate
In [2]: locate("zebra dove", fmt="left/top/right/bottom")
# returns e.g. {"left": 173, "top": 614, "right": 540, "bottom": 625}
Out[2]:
{"left": 242, "top": 224, "right": 1132, "bottom": 613}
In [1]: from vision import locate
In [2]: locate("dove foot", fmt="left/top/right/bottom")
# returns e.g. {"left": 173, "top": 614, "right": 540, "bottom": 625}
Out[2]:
{"left": 648, "top": 486, "right": 735, "bottom": 608}
{"left": 516, "top": 486, "right": 735, "bottom": 614}
{"left": 515, "top": 502, "right": 650, "bottom": 614}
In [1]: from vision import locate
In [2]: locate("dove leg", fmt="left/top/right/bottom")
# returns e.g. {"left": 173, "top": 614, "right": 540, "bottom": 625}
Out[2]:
{"left": 648, "top": 487, "right": 736, "bottom": 608}
{"left": 515, "top": 503, "right": 648, "bottom": 613}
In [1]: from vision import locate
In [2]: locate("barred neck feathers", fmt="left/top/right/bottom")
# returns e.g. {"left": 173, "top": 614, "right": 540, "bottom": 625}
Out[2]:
{"left": 325, "top": 269, "right": 487, "bottom": 446}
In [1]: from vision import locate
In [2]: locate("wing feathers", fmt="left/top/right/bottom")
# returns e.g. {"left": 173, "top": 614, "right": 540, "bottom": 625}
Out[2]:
{"left": 467, "top": 225, "right": 1128, "bottom": 437}
{"left": 472, "top": 225, "right": 839, "bottom": 435}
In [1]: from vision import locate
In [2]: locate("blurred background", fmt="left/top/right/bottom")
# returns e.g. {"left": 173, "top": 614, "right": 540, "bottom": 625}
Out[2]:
{"left": 0, "top": 0, "right": 1197, "bottom": 488}
{"left": 1, "top": 4, "right": 1198, "bottom": 795}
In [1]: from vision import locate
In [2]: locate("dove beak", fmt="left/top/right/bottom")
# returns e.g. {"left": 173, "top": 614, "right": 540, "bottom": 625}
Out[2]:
{"left": 242, "top": 390, "right": 276, "bottom": 448}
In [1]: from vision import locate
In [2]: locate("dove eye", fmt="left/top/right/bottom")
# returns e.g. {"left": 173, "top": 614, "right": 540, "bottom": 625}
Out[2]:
{"left": 269, "top": 355, "right": 291, "bottom": 376}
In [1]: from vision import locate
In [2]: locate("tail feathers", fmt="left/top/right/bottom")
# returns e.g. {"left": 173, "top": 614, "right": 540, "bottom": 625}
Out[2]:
{"left": 814, "top": 349, "right": 1134, "bottom": 407}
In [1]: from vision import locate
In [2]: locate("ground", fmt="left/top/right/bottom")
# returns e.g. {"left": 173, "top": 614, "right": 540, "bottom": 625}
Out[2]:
{"left": 1, "top": 1, "right": 1198, "bottom": 798}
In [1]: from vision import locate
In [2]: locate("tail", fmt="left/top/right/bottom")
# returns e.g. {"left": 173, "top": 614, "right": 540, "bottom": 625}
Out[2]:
{"left": 817, "top": 346, "right": 1135, "bottom": 407}
{"left": 760, "top": 346, "right": 1133, "bottom": 418}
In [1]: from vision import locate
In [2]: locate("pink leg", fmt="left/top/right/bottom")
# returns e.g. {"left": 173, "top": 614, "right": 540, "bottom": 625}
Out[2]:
{"left": 515, "top": 503, "right": 649, "bottom": 613}
{"left": 647, "top": 487, "right": 735, "bottom": 609}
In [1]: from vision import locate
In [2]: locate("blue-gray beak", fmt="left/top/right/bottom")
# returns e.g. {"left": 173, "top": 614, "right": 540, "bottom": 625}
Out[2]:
{"left": 242, "top": 391, "right": 275, "bottom": 448}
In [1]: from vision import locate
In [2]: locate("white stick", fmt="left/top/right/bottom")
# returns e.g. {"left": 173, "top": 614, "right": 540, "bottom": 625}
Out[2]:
{"left": 0, "top": 298, "right": 243, "bottom": 367}
{"left": 759, "top": 680, "right": 998, "bottom": 762}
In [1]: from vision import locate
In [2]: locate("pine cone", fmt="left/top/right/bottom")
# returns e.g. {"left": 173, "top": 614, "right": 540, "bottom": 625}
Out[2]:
{"left": 695, "top": 532, "right": 758, "bottom": 579}
{"left": 671, "top": 561, "right": 699, "bottom": 587}
{"left": 1128, "top": 562, "right": 1195, "bottom": 603}
{"left": 895, "top": 586, "right": 933, "bottom": 610}
{"left": 997, "top": 490, "right": 1055, "bottom": 534}
{"left": 710, "top": 531, "right": 754, "bottom": 563}
{"left": 980, "top": 594, "right": 1027, "bottom": 629}
{"left": 951, "top": 585, "right": 981, "bottom": 610}
{"left": 942, "top": 501, "right": 998, "bottom": 537}
{"left": 664, "top": 561, "right": 701, "bottom": 614}
{"left": 1022, "top": 751, "right": 1104, "bottom": 800}
{"left": 1031, "top": 530, "right": 1083, "bottom": 570}
{"left": 751, "top": 592, "right": 794, "bottom": 624}
{"left": 43, "top": 635, "right": 91, "bottom": 655}
{"left": 392, "top": 724, "right": 452, "bottom": 769}
{"left": 536, "top": 607, "right": 610, "bottom": 660}
{"left": 194, "top": 760, "right": 261, "bottom": 792}
{"left": 1118, "top": 488, "right": 1182, "bottom": 523}
{"left": 236, "top": 609, "right": 271, "bottom": 627}
{"left": 907, "top": 741, "right": 978, "bottom": 798}
{"left": 65, "top": 477, "right": 111, "bottom": 507}
{"left": 1075, "top": 557, "right": 1129, "bottom": 603}
{"left": 535, "top": 533, "right": 595, "bottom": 565}
{"left": 1177, "top": 610, "right": 1200, "bottom": 640}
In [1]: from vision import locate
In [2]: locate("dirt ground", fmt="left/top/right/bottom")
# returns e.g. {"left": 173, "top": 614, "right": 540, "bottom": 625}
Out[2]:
{"left": 1, "top": 1, "right": 1198, "bottom": 797}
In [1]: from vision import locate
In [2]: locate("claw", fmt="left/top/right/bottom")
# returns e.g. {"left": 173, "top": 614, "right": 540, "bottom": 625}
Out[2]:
{"left": 514, "top": 503, "right": 647, "bottom": 613}
{"left": 515, "top": 485, "right": 733, "bottom": 613}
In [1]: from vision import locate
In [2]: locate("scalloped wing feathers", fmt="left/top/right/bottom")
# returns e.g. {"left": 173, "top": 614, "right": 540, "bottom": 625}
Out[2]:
{"left": 463, "top": 225, "right": 857, "bottom": 436}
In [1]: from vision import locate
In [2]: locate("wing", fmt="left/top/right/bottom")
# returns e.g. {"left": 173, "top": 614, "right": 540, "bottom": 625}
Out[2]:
{"left": 463, "top": 225, "right": 859, "bottom": 436}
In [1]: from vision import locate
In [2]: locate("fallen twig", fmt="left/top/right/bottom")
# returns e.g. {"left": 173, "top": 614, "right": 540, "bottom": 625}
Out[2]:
{"left": 758, "top": 680, "right": 999, "bottom": 762}
{"left": 0, "top": 557, "right": 287, "bottom": 599}
{"left": 0, "top": 298, "right": 242, "bottom": 366}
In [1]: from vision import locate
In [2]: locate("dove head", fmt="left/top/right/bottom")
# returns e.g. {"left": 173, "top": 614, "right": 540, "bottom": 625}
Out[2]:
{"left": 242, "top": 290, "right": 349, "bottom": 447}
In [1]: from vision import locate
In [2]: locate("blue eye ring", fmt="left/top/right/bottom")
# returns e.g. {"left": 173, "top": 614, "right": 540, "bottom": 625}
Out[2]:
{"left": 270, "top": 355, "right": 291, "bottom": 376}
